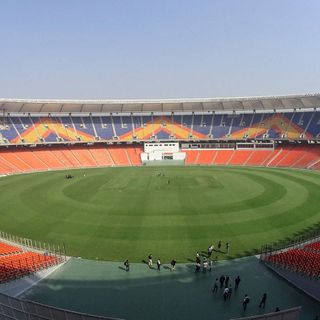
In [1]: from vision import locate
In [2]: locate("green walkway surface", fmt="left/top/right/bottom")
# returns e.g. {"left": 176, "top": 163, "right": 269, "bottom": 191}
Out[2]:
{"left": 20, "top": 257, "right": 320, "bottom": 320}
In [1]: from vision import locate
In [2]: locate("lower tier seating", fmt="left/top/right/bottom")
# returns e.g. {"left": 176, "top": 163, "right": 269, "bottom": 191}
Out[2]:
{"left": 0, "top": 242, "right": 22, "bottom": 256}
{"left": 263, "top": 241, "right": 320, "bottom": 278}
{"left": 0, "top": 145, "right": 319, "bottom": 175}
{"left": 0, "top": 145, "right": 144, "bottom": 174}
{"left": 183, "top": 145, "right": 320, "bottom": 170}
{"left": 303, "top": 241, "right": 320, "bottom": 252}
{"left": 0, "top": 241, "right": 61, "bottom": 283}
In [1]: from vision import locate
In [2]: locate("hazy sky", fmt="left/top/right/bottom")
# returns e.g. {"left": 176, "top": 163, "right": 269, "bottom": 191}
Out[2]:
{"left": 0, "top": 0, "right": 319, "bottom": 100}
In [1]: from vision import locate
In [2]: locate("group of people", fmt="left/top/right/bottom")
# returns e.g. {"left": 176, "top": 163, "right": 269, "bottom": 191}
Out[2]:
{"left": 243, "top": 293, "right": 281, "bottom": 313}
{"left": 123, "top": 241, "right": 231, "bottom": 274}
{"left": 212, "top": 274, "right": 241, "bottom": 299}
{"left": 195, "top": 252, "right": 213, "bottom": 273}
{"left": 211, "top": 276, "right": 280, "bottom": 312}
{"left": 122, "top": 251, "right": 312, "bottom": 316}
{"left": 207, "top": 240, "right": 231, "bottom": 256}
{"left": 194, "top": 240, "right": 231, "bottom": 273}
{"left": 147, "top": 254, "right": 177, "bottom": 271}
{"left": 124, "top": 255, "right": 177, "bottom": 272}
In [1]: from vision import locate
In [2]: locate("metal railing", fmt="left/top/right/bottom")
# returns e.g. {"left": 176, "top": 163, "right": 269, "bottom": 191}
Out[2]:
{"left": 0, "top": 292, "right": 123, "bottom": 320}
{"left": 260, "top": 229, "right": 320, "bottom": 260}
{"left": 0, "top": 231, "right": 66, "bottom": 260}
{"left": 230, "top": 306, "right": 301, "bottom": 320}
{"left": 0, "top": 231, "right": 67, "bottom": 284}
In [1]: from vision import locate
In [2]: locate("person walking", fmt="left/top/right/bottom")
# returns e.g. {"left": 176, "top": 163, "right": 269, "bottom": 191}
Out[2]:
{"left": 242, "top": 294, "right": 250, "bottom": 311}
{"left": 223, "top": 287, "right": 229, "bottom": 301}
{"left": 212, "top": 278, "right": 219, "bottom": 293}
{"left": 225, "top": 275, "right": 230, "bottom": 287}
{"left": 219, "top": 275, "right": 225, "bottom": 288}
{"left": 226, "top": 242, "right": 230, "bottom": 254}
{"left": 259, "top": 293, "right": 267, "bottom": 309}
{"left": 124, "top": 259, "right": 129, "bottom": 272}
{"left": 148, "top": 254, "right": 153, "bottom": 268}
{"left": 208, "top": 258, "right": 213, "bottom": 272}
{"left": 171, "top": 258, "right": 176, "bottom": 271}
{"left": 218, "top": 240, "right": 222, "bottom": 251}
{"left": 157, "top": 258, "right": 161, "bottom": 271}
{"left": 235, "top": 275, "right": 241, "bottom": 290}
{"left": 208, "top": 244, "right": 214, "bottom": 257}
{"left": 228, "top": 284, "right": 233, "bottom": 300}
{"left": 203, "top": 258, "right": 208, "bottom": 273}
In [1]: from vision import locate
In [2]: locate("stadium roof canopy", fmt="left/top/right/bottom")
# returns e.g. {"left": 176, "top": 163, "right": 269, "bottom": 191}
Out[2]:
{"left": 0, "top": 93, "right": 319, "bottom": 114}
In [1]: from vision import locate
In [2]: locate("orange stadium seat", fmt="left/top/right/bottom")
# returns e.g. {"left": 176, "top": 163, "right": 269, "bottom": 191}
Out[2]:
{"left": 0, "top": 150, "right": 33, "bottom": 172}
{"left": 69, "top": 147, "right": 97, "bottom": 167}
{"left": 108, "top": 147, "right": 131, "bottom": 166}
{"left": 0, "top": 240, "right": 61, "bottom": 283}
{"left": 196, "top": 150, "right": 217, "bottom": 165}
{"left": 310, "top": 160, "right": 320, "bottom": 170}
{"left": 60, "top": 149, "right": 82, "bottom": 167}
{"left": 88, "top": 146, "right": 114, "bottom": 166}
{"left": 0, "top": 145, "right": 319, "bottom": 175}
{"left": 184, "top": 150, "right": 199, "bottom": 165}
{"left": 50, "top": 149, "right": 75, "bottom": 168}
{"left": 0, "top": 161, "right": 15, "bottom": 175}
{"left": 213, "top": 150, "right": 234, "bottom": 165}
{"left": 126, "top": 146, "right": 143, "bottom": 166}
{"left": 245, "top": 150, "right": 274, "bottom": 167}
{"left": 273, "top": 147, "right": 304, "bottom": 167}
{"left": 228, "top": 150, "right": 253, "bottom": 166}
{"left": 293, "top": 146, "right": 320, "bottom": 168}
{"left": 14, "top": 150, "right": 49, "bottom": 171}
{"left": 32, "top": 148, "right": 65, "bottom": 169}
{"left": 0, "top": 242, "right": 22, "bottom": 255}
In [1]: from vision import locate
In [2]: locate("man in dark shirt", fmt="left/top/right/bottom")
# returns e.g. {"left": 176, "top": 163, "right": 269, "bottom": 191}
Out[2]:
{"left": 235, "top": 275, "right": 241, "bottom": 290}
{"left": 219, "top": 275, "right": 225, "bottom": 288}
{"left": 171, "top": 258, "right": 176, "bottom": 271}
{"left": 242, "top": 294, "right": 250, "bottom": 311}
{"left": 259, "top": 293, "right": 267, "bottom": 309}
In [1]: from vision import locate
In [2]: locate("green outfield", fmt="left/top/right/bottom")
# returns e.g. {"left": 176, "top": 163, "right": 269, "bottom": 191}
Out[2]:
{"left": 0, "top": 166, "right": 319, "bottom": 262}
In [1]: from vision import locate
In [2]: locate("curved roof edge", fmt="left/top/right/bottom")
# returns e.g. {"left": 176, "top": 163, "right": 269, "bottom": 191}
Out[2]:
{"left": 0, "top": 93, "right": 319, "bottom": 113}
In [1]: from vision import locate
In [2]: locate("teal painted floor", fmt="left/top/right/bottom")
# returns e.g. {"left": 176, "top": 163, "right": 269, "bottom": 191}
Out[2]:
{"left": 20, "top": 256, "right": 320, "bottom": 320}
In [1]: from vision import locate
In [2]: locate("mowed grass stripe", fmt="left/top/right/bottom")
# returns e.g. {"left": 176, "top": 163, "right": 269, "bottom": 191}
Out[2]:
{"left": 0, "top": 166, "right": 319, "bottom": 261}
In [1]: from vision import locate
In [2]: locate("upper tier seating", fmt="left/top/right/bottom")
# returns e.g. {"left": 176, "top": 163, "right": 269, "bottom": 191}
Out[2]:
{"left": 1, "top": 111, "right": 319, "bottom": 144}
